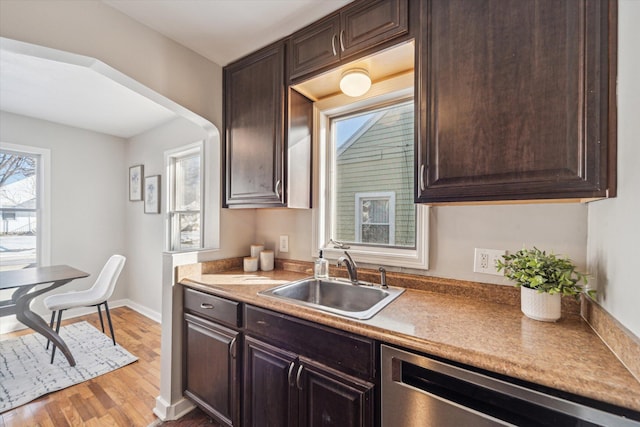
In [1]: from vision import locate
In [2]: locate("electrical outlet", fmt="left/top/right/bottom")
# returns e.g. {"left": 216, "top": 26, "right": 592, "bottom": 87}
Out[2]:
{"left": 279, "top": 235, "right": 289, "bottom": 253}
{"left": 474, "top": 248, "right": 506, "bottom": 275}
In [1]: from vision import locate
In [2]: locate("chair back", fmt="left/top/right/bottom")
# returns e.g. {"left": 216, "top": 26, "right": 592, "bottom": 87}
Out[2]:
{"left": 87, "top": 254, "right": 126, "bottom": 302}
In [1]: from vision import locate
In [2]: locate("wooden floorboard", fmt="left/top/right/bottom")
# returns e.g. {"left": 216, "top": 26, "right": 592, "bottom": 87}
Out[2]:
{"left": 0, "top": 307, "right": 162, "bottom": 427}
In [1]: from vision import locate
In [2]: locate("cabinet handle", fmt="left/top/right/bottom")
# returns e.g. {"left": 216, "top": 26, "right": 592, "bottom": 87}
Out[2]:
{"left": 275, "top": 180, "right": 281, "bottom": 197}
{"left": 295, "top": 365, "right": 304, "bottom": 390}
{"left": 287, "top": 362, "right": 296, "bottom": 387}
{"left": 339, "top": 30, "right": 345, "bottom": 52}
{"left": 331, "top": 34, "right": 337, "bottom": 56}
{"left": 420, "top": 164, "right": 426, "bottom": 192}
{"left": 229, "top": 337, "right": 237, "bottom": 359}
{"left": 200, "top": 303, "right": 214, "bottom": 309}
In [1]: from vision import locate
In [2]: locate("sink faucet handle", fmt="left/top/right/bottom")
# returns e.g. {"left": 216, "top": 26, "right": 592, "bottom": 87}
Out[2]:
{"left": 344, "top": 251, "right": 357, "bottom": 269}
{"left": 337, "top": 251, "right": 358, "bottom": 284}
{"left": 379, "top": 267, "right": 388, "bottom": 289}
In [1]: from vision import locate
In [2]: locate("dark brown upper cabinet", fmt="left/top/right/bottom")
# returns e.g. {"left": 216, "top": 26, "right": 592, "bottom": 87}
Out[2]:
{"left": 224, "top": 41, "right": 286, "bottom": 207}
{"left": 223, "top": 40, "right": 314, "bottom": 209}
{"left": 416, "top": 0, "right": 617, "bottom": 204}
{"left": 289, "top": 0, "right": 409, "bottom": 83}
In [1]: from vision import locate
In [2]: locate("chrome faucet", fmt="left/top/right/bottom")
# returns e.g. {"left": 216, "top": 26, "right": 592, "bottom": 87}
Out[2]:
{"left": 336, "top": 251, "right": 358, "bottom": 285}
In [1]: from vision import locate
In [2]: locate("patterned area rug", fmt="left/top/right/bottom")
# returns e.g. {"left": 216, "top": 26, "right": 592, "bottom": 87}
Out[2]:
{"left": 0, "top": 321, "right": 137, "bottom": 413}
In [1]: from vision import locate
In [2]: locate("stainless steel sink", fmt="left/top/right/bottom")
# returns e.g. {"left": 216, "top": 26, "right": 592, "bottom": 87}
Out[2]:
{"left": 258, "top": 277, "right": 405, "bottom": 320}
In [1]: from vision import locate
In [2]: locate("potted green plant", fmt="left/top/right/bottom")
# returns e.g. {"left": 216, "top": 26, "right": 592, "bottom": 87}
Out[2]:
{"left": 495, "top": 247, "right": 592, "bottom": 322}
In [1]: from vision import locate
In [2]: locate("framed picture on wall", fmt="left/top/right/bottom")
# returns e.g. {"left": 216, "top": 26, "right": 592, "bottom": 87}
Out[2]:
{"left": 129, "top": 165, "right": 144, "bottom": 201}
{"left": 144, "top": 175, "right": 161, "bottom": 214}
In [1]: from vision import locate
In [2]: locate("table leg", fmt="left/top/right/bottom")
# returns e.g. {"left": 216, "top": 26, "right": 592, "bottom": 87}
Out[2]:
{"left": 14, "top": 280, "right": 77, "bottom": 367}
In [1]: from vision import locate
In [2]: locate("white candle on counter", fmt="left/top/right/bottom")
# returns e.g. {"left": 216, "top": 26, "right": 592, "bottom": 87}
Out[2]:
{"left": 260, "top": 250, "right": 274, "bottom": 271}
{"left": 243, "top": 257, "right": 258, "bottom": 272}
{"left": 250, "top": 244, "right": 264, "bottom": 258}
{"left": 250, "top": 244, "right": 264, "bottom": 268}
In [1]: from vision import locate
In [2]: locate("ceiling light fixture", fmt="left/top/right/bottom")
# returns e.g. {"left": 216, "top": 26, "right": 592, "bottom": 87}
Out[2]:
{"left": 339, "top": 68, "right": 371, "bottom": 97}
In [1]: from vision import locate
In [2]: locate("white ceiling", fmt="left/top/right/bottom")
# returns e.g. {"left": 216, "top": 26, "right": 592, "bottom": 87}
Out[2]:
{"left": 0, "top": 47, "right": 177, "bottom": 139}
{"left": 0, "top": 1, "right": 353, "bottom": 138}
{"left": 103, "top": 0, "right": 353, "bottom": 66}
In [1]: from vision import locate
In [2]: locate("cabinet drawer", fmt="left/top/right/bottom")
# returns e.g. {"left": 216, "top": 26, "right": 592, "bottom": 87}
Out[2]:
{"left": 245, "top": 305, "right": 376, "bottom": 380}
{"left": 184, "top": 287, "right": 242, "bottom": 328}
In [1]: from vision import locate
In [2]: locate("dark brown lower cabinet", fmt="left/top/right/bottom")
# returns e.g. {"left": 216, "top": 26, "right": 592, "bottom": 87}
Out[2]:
{"left": 184, "top": 313, "right": 240, "bottom": 427}
{"left": 243, "top": 336, "right": 374, "bottom": 427}
{"left": 182, "top": 289, "right": 376, "bottom": 427}
{"left": 243, "top": 337, "right": 298, "bottom": 426}
{"left": 298, "top": 356, "right": 374, "bottom": 427}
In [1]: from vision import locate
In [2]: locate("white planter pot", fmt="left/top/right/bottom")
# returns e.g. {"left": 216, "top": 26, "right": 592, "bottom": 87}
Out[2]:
{"left": 520, "top": 286, "right": 561, "bottom": 322}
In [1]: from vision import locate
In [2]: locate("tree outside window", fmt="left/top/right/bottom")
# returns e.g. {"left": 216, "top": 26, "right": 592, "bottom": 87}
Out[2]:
{"left": 0, "top": 151, "right": 39, "bottom": 270}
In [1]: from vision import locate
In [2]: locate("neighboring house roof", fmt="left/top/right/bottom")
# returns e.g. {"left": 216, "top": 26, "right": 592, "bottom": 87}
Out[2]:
{"left": 0, "top": 175, "right": 36, "bottom": 209}
{"left": 337, "top": 103, "right": 414, "bottom": 160}
{"left": 337, "top": 111, "right": 385, "bottom": 157}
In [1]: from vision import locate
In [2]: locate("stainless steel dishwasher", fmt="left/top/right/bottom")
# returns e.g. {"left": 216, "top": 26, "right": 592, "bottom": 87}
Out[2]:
{"left": 381, "top": 345, "right": 640, "bottom": 427}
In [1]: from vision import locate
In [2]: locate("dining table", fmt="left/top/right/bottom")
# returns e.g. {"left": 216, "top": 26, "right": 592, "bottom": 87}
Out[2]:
{"left": 0, "top": 265, "right": 89, "bottom": 366}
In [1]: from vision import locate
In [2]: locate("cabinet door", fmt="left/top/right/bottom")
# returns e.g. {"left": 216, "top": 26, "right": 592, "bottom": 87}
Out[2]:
{"left": 224, "top": 42, "right": 286, "bottom": 207}
{"left": 288, "top": 0, "right": 409, "bottom": 83}
{"left": 289, "top": 14, "right": 341, "bottom": 81}
{"left": 243, "top": 336, "right": 298, "bottom": 427}
{"left": 417, "top": 0, "right": 615, "bottom": 203}
{"left": 340, "top": 0, "right": 409, "bottom": 59}
{"left": 184, "top": 314, "right": 240, "bottom": 427}
{"left": 298, "top": 357, "right": 374, "bottom": 427}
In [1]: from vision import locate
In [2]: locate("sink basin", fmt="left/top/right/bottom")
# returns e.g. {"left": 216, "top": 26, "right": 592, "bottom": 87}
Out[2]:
{"left": 258, "top": 277, "right": 405, "bottom": 320}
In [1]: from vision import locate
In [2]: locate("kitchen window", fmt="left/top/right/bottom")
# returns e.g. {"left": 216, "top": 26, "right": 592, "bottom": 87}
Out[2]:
{"left": 313, "top": 74, "right": 429, "bottom": 269}
{"left": 0, "top": 144, "right": 50, "bottom": 270}
{"left": 166, "top": 142, "right": 203, "bottom": 251}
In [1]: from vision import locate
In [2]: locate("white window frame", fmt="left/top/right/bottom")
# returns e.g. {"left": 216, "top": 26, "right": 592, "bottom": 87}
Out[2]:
{"left": 355, "top": 191, "right": 396, "bottom": 245}
{"left": 0, "top": 143, "right": 51, "bottom": 267}
{"left": 165, "top": 141, "right": 204, "bottom": 252}
{"left": 311, "top": 73, "right": 429, "bottom": 270}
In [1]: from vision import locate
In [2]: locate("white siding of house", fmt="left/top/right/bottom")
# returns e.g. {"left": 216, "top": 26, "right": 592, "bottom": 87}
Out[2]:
{"left": 336, "top": 103, "right": 415, "bottom": 246}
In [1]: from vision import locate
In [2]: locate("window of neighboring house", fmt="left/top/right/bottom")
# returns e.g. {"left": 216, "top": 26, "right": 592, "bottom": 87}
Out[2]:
{"left": 166, "top": 142, "right": 203, "bottom": 251}
{"left": 0, "top": 144, "right": 50, "bottom": 270}
{"left": 355, "top": 192, "right": 395, "bottom": 245}
{"left": 314, "top": 77, "right": 429, "bottom": 269}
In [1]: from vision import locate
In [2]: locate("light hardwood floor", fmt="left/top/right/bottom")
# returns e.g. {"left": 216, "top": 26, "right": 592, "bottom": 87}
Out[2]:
{"left": 0, "top": 306, "right": 162, "bottom": 427}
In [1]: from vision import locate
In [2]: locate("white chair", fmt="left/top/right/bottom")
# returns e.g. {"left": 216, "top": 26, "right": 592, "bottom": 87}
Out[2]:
{"left": 44, "top": 254, "right": 126, "bottom": 363}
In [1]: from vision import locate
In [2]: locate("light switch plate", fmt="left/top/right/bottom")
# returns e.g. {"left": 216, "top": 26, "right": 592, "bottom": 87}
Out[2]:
{"left": 279, "top": 235, "right": 289, "bottom": 253}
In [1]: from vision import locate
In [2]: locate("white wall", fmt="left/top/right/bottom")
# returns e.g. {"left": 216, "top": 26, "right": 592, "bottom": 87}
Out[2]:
{"left": 257, "top": 202, "right": 588, "bottom": 284}
{"left": 0, "top": 0, "right": 257, "bottom": 319}
{"left": 125, "top": 118, "right": 205, "bottom": 317}
{"left": 125, "top": 117, "right": 255, "bottom": 316}
{"left": 0, "top": 0, "right": 221, "bottom": 127}
{"left": 0, "top": 111, "right": 127, "bottom": 315}
{"left": 587, "top": 0, "right": 640, "bottom": 337}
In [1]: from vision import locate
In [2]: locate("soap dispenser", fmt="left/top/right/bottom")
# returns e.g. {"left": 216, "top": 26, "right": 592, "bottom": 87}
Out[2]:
{"left": 314, "top": 250, "right": 329, "bottom": 279}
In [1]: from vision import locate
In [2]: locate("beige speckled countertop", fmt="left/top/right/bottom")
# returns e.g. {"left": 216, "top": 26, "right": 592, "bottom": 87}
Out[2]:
{"left": 180, "top": 268, "right": 640, "bottom": 413}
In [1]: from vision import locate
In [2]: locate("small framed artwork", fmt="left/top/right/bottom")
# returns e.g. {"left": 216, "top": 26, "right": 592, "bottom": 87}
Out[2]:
{"left": 144, "top": 175, "right": 161, "bottom": 214}
{"left": 129, "top": 165, "right": 144, "bottom": 201}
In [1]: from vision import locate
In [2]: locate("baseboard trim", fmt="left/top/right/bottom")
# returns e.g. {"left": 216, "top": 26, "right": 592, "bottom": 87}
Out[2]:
{"left": 123, "top": 299, "right": 162, "bottom": 323}
{"left": 0, "top": 299, "right": 161, "bottom": 334}
{"left": 152, "top": 396, "right": 195, "bottom": 422}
